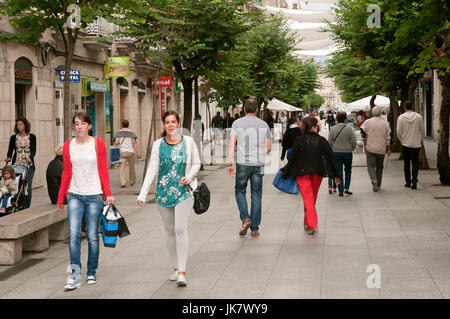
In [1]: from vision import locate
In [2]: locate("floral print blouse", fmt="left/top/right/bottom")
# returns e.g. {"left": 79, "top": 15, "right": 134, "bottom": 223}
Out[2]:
{"left": 156, "top": 137, "right": 190, "bottom": 207}
{"left": 15, "top": 135, "right": 32, "bottom": 167}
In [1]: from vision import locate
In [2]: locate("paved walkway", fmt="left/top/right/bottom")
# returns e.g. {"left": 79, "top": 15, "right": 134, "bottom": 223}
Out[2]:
{"left": 0, "top": 132, "right": 449, "bottom": 299}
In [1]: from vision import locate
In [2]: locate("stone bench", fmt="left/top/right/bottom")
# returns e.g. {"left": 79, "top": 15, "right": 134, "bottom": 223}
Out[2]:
{"left": 0, "top": 204, "right": 68, "bottom": 265}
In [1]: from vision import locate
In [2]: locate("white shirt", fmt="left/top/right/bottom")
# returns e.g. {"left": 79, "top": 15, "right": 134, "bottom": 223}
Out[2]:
{"left": 68, "top": 138, "right": 103, "bottom": 195}
{"left": 117, "top": 128, "right": 136, "bottom": 154}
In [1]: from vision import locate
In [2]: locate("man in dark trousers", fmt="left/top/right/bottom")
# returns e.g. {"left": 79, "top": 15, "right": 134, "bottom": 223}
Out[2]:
{"left": 211, "top": 111, "right": 224, "bottom": 144}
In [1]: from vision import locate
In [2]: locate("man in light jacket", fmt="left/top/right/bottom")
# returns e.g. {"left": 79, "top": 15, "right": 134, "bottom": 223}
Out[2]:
{"left": 360, "top": 106, "right": 392, "bottom": 192}
{"left": 396, "top": 100, "right": 425, "bottom": 190}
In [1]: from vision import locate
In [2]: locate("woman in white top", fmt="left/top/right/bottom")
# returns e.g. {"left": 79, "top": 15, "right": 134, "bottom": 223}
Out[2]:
{"left": 57, "top": 112, "right": 115, "bottom": 290}
{"left": 137, "top": 111, "right": 201, "bottom": 287}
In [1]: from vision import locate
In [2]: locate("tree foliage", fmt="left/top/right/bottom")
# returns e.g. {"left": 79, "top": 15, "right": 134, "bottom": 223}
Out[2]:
{"left": 205, "top": 14, "right": 320, "bottom": 111}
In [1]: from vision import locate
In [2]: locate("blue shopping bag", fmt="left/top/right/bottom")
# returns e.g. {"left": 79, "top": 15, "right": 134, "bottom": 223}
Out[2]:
{"left": 272, "top": 170, "right": 299, "bottom": 195}
{"left": 109, "top": 146, "right": 121, "bottom": 164}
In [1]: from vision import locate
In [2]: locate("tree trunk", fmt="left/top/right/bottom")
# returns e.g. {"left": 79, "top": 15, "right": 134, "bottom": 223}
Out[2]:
{"left": 389, "top": 92, "right": 402, "bottom": 152}
{"left": 437, "top": 73, "right": 450, "bottom": 185}
{"left": 62, "top": 28, "right": 79, "bottom": 141}
{"left": 143, "top": 89, "right": 158, "bottom": 182}
{"left": 370, "top": 94, "right": 376, "bottom": 109}
{"left": 194, "top": 77, "right": 199, "bottom": 118}
{"left": 181, "top": 78, "right": 194, "bottom": 131}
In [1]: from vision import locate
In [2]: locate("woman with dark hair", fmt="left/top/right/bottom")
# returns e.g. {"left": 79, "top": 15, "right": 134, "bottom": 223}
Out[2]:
{"left": 137, "top": 110, "right": 201, "bottom": 287}
{"left": 281, "top": 116, "right": 302, "bottom": 161}
{"left": 57, "top": 112, "right": 115, "bottom": 290}
{"left": 5, "top": 118, "right": 36, "bottom": 208}
{"left": 281, "top": 116, "right": 340, "bottom": 235}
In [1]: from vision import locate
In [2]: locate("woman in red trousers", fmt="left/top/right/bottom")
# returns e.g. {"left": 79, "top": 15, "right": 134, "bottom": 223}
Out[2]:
{"left": 281, "top": 116, "right": 340, "bottom": 235}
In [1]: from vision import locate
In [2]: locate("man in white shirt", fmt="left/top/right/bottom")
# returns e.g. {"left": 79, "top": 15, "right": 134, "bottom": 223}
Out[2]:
{"left": 360, "top": 106, "right": 391, "bottom": 192}
{"left": 114, "top": 120, "right": 139, "bottom": 187}
{"left": 396, "top": 101, "right": 425, "bottom": 189}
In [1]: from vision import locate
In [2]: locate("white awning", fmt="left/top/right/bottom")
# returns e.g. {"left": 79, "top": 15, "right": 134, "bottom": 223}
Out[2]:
{"left": 267, "top": 98, "right": 303, "bottom": 112}
{"left": 346, "top": 95, "right": 394, "bottom": 111}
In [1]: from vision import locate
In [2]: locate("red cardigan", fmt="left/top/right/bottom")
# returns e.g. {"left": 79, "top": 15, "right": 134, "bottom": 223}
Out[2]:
{"left": 57, "top": 137, "right": 112, "bottom": 205}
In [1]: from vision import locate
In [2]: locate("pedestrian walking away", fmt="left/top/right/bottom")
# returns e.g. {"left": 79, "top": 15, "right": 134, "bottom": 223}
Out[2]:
{"left": 114, "top": 120, "right": 140, "bottom": 188}
{"left": 227, "top": 97, "right": 272, "bottom": 238}
{"left": 57, "top": 112, "right": 115, "bottom": 290}
{"left": 327, "top": 112, "right": 356, "bottom": 197}
{"left": 281, "top": 116, "right": 302, "bottom": 161}
{"left": 396, "top": 100, "right": 425, "bottom": 190}
{"left": 360, "top": 106, "right": 392, "bottom": 192}
{"left": 326, "top": 111, "right": 336, "bottom": 131}
{"left": 5, "top": 117, "right": 36, "bottom": 208}
{"left": 211, "top": 111, "right": 224, "bottom": 144}
{"left": 281, "top": 116, "right": 341, "bottom": 235}
{"left": 46, "top": 144, "right": 64, "bottom": 205}
{"left": 137, "top": 111, "right": 201, "bottom": 287}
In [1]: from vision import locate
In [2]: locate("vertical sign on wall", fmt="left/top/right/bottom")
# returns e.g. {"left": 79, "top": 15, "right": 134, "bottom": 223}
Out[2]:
{"left": 160, "top": 87, "right": 166, "bottom": 119}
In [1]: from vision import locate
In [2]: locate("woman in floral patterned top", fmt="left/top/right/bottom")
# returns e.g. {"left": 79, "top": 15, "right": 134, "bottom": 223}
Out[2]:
{"left": 5, "top": 118, "right": 36, "bottom": 208}
{"left": 138, "top": 111, "right": 201, "bottom": 287}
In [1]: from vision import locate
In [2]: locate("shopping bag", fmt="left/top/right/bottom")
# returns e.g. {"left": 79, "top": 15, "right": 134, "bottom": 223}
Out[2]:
{"left": 100, "top": 204, "right": 120, "bottom": 247}
{"left": 109, "top": 146, "right": 122, "bottom": 164}
{"left": 103, "top": 204, "right": 131, "bottom": 238}
{"left": 272, "top": 170, "right": 299, "bottom": 195}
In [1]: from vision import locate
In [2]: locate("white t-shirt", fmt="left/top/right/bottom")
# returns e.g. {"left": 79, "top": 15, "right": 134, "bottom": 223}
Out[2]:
{"left": 117, "top": 128, "right": 136, "bottom": 154}
{"left": 68, "top": 138, "right": 103, "bottom": 195}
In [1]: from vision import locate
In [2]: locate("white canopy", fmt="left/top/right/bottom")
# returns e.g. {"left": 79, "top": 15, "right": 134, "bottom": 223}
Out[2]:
{"left": 267, "top": 98, "right": 303, "bottom": 112}
{"left": 346, "top": 95, "right": 392, "bottom": 112}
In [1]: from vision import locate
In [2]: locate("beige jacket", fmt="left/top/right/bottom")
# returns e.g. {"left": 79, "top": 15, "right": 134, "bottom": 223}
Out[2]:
{"left": 397, "top": 111, "right": 424, "bottom": 148}
{"left": 361, "top": 116, "right": 391, "bottom": 154}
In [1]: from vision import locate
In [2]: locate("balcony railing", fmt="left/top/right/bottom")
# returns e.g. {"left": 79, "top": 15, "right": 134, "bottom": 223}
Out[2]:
{"left": 85, "top": 17, "right": 114, "bottom": 37}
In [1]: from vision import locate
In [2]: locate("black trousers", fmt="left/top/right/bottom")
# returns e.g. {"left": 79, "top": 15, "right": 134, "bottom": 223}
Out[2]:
{"left": 403, "top": 146, "right": 421, "bottom": 184}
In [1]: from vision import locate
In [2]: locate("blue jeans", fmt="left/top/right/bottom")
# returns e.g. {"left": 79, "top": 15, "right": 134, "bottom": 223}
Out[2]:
{"left": 334, "top": 152, "right": 353, "bottom": 193}
{"left": 235, "top": 164, "right": 263, "bottom": 232}
{"left": 25, "top": 165, "right": 35, "bottom": 208}
{"left": 1, "top": 194, "right": 11, "bottom": 208}
{"left": 67, "top": 192, "right": 104, "bottom": 277}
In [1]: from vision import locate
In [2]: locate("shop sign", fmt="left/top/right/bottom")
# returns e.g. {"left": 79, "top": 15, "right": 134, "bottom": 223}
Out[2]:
{"left": 153, "top": 75, "right": 172, "bottom": 88}
{"left": 59, "top": 70, "right": 80, "bottom": 83}
{"left": 104, "top": 57, "right": 130, "bottom": 77}
{"left": 88, "top": 81, "right": 108, "bottom": 92}
{"left": 15, "top": 70, "right": 33, "bottom": 81}
{"left": 160, "top": 88, "right": 166, "bottom": 118}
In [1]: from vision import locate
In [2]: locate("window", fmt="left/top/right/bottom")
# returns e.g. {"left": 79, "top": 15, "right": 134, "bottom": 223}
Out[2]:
{"left": 292, "top": 3, "right": 299, "bottom": 9}
{"left": 255, "top": 0, "right": 262, "bottom": 5}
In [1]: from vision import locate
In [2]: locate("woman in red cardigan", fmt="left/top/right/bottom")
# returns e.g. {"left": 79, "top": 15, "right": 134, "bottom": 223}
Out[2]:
{"left": 57, "top": 112, "right": 115, "bottom": 290}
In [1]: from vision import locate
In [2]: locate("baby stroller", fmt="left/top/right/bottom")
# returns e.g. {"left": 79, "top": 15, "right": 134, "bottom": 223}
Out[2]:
{"left": 0, "top": 164, "right": 28, "bottom": 217}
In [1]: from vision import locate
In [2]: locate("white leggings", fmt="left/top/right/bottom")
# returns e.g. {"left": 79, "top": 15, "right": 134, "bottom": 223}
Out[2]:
{"left": 157, "top": 197, "right": 193, "bottom": 273}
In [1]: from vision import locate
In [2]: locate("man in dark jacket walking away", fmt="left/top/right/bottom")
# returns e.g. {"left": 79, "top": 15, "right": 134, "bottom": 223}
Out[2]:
{"left": 46, "top": 144, "right": 65, "bottom": 205}
{"left": 211, "top": 111, "right": 224, "bottom": 144}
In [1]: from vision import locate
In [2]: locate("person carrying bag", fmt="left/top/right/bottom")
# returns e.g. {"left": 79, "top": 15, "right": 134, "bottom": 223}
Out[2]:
{"left": 137, "top": 111, "right": 201, "bottom": 287}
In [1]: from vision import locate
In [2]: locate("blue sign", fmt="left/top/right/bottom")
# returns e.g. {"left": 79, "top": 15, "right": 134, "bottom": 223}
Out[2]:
{"left": 59, "top": 70, "right": 80, "bottom": 83}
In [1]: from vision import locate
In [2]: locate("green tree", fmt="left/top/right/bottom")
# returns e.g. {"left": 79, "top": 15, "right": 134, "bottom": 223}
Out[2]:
{"left": 0, "top": 0, "right": 121, "bottom": 140}
{"left": 206, "top": 14, "right": 320, "bottom": 115}
{"left": 108, "top": 0, "right": 252, "bottom": 129}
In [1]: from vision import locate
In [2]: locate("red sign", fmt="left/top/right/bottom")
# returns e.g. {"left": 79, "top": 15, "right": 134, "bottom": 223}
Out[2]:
{"left": 160, "top": 88, "right": 166, "bottom": 119}
{"left": 153, "top": 75, "right": 172, "bottom": 88}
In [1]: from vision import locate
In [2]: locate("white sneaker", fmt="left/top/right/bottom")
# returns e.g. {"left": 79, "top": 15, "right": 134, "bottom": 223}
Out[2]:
{"left": 169, "top": 271, "right": 179, "bottom": 281}
{"left": 64, "top": 276, "right": 81, "bottom": 290}
{"left": 86, "top": 275, "right": 97, "bottom": 285}
{"left": 176, "top": 274, "right": 187, "bottom": 287}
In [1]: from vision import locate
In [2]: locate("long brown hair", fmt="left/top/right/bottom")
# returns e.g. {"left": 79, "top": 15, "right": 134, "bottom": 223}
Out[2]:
{"left": 161, "top": 111, "right": 181, "bottom": 137}
{"left": 72, "top": 112, "right": 93, "bottom": 136}
{"left": 2, "top": 165, "right": 16, "bottom": 180}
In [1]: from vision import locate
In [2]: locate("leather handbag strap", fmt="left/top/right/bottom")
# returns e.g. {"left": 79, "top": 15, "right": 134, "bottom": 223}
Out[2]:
{"left": 332, "top": 125, "right": 346, "bottom": 144}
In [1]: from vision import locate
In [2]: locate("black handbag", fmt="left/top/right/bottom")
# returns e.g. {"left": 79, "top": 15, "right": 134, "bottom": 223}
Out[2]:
{"left": 182, "top": 139, "right": 210, "bottom": 215}
{"left": 187, "top": 183, "right": 210, "bottom": 215}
